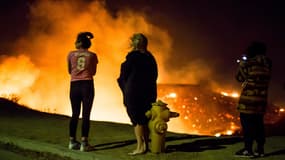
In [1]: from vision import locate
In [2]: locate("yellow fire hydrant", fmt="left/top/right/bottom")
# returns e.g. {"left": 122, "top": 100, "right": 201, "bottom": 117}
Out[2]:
{"left": 145, "top": 100, "right": 179, "bottom": 153}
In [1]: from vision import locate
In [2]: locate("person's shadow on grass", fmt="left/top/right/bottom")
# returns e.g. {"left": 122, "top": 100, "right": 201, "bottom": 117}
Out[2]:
{"left": 92, "top": 140, "right": 136, "bottom": 151}
{"left": 264, "top": 149, "right": 285, "bottom": 157}
{"left": 90, "top": 135, "right": 242, "bottom": 152}
{"left": 166, "top": 136, "right": 242, "bottom": 153}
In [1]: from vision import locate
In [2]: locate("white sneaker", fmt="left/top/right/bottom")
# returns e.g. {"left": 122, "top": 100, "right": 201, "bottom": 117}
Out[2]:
{"left": 80, "top": 141, "right": 93, "bottom": 152}
{"left": 68, "top": 140, "right": 80, "bottom": 150}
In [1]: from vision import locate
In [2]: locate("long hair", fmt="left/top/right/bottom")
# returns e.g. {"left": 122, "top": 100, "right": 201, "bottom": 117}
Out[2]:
{"left": 75, "top": 32, "right": 94, "bottom": 49}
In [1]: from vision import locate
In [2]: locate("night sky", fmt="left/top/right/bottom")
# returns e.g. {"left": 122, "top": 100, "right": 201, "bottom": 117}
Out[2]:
{"left": 1, "top": 0, "right": 284, "bottom": 105}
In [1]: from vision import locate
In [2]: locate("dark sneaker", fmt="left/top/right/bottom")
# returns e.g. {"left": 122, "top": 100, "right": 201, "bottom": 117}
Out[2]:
{"left": 235, "top": 148, "right": 254, "bottom": 158}
{"left": 80, "top": 141, "right": 93, "bottom": 152}
{"left": 68, "top": 140, "right": 80, "bottom": 150}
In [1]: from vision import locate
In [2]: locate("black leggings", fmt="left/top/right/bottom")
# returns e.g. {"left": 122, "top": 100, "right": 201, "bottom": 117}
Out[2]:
{"left": 69, "top": 80, "right": 94, "bottom": 138}
{"left": 240, "top": 113, "right": 265, "bottom": 151}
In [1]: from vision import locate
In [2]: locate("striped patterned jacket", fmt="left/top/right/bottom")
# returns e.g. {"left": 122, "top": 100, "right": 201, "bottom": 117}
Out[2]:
{"left": 236, "top": 54, "right": 272, "bottom": 114}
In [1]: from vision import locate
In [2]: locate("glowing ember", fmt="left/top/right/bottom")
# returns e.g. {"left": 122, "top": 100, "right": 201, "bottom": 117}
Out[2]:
{"left": 215, "top": 133, "right": 222, "bottom": 137}
{"left": 221, "top": 92, "right": 229, "bottom": 96}
{"left": 226, "top": 130, "right": 233, "bottom": 135}
{"left": 231, "top": 92, "right": 239, "bottom": 98}
{"left": 280, "top": 108, "right": 285, "bottom": 112}
{"left": 166, "top": 92, "right": 177, "bottom": 98}
{"left": 220, "top": 91, "right": 239, "bottom": 98}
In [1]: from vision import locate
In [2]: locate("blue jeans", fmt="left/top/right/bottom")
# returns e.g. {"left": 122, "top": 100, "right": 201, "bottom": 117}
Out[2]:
{"left": 69, "top": 80, "right": 94, "bottom": 138}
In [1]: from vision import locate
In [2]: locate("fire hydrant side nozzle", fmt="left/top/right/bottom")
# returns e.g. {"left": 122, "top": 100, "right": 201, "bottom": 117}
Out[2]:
{"left": 146, "top": 100, "right": 179, "bottom": 153}
{"left": 170, "top": 111, "right": 180, "bottom": 118}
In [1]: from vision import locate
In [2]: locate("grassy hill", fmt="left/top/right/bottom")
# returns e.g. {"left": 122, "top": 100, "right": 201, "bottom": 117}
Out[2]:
{"left": 1, "top": 97, "right": 285, "bottom": 160}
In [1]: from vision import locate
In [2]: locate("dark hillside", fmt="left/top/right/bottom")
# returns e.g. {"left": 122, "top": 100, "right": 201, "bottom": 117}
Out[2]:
{"left": 0, "top": 97, "right": 68, "bottom": 119}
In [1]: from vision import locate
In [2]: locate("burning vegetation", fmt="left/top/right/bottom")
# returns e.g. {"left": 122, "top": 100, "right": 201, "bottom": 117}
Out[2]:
{"left": 157, "top": 84, "right": 284, "bottom": 136}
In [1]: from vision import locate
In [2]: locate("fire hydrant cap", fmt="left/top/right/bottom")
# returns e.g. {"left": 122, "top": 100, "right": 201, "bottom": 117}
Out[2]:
{"left": 152, "top": 100, "right": 167, "bottom": 106}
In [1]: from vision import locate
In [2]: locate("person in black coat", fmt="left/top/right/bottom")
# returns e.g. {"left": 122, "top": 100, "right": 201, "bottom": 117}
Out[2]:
{"left": 117, "top": 33, "right": 158, "bottom": 155}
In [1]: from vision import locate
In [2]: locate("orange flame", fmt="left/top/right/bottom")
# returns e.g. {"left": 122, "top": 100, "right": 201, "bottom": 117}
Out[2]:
{"left": 0, "top": 1, "right": 172, "bottom": 122}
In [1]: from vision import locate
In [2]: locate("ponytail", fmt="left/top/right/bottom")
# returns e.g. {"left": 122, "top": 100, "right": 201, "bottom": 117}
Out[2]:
{"left": 75, "top": 32, "right": 94, "bottom": 49}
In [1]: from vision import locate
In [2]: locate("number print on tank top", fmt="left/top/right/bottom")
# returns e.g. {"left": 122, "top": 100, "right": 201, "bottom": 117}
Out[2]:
{"left": 77, "top": 56, "right": 86, "bottom": 70}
